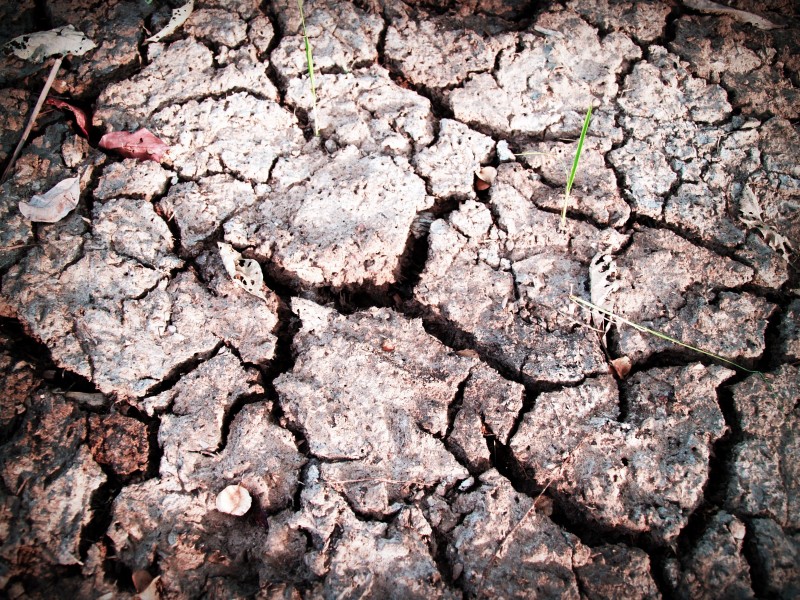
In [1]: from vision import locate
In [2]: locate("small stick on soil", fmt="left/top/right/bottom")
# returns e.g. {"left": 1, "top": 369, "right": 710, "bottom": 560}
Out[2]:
{"left": 1, "top": 56, "right": 63, "bottom": 183}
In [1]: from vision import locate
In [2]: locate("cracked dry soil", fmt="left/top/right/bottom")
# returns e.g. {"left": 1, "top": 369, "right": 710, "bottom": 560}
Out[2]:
{"left": 0, "top": 0, "right": 799, "bottom": 598}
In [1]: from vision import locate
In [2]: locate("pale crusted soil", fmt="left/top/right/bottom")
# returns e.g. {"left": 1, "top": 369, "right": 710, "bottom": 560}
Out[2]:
{"left": 0, "top": 1, "right": 799, "bottom": 599}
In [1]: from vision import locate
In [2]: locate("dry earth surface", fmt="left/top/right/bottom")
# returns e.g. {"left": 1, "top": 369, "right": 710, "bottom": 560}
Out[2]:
{"left": 0, "top": 0, "right": 799, "bottom": 598}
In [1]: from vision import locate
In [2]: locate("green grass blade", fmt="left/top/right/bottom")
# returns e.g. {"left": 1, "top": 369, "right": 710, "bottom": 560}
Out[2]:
{"left": 297, "top": 0, "right": 319, "bottom": 136}
{"left": 569, "top": 295, "right": 762, "bottom": 374}
{"left": 560, "top": 105, "right": 593, "bottom": 229}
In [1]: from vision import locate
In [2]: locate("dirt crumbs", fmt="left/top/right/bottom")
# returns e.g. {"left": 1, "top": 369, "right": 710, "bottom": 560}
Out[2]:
{"left": 0, "top": 0, "right": 799, "bottom": 598}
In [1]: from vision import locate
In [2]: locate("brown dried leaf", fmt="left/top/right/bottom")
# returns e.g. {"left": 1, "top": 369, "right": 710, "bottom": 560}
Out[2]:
{"left": 18, "top": 176, "right": 80, "bottom": 222}
{"left": 610, "top": 356, "right": 632, "bottom": 379}
{"left": 99, "top": 129, "right": 169, "bottom": 161}
{"left": 46, "top": 97, "right": 89, "bottom": 137}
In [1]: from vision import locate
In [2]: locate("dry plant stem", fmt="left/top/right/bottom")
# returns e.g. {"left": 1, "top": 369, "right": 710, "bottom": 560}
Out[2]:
{"left": 569, "top": 295, "right": 762, "bottom": 374}
{"left": 1, "top": 56, "right": 63, "bottom": 183}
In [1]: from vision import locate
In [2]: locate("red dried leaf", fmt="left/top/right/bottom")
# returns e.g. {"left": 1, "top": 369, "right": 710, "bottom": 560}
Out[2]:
{"left": 45, "top": 97, "right": 89, "bottom": 137}
{"left": 99, "top": 128, "right": 169, "bottom": 161}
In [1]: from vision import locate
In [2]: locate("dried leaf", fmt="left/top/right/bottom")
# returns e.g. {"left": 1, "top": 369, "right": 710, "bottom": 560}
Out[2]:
{"left": 46, "top": 97, "right": 89, "bottom": 137}
{"left": 18, "top": 176, "right": 80, "bottom": 222}
{"left": 474, "top": 166, "right": 497, "bottom": 191}
{"left": 136, "top": 575, "right": 161, "bottom": 600}
{"left": 145, "top": 0, "right": 194, "bottom": 43}
{"left": 218, "top": 242, "right": 268, "bottom": 301}
{"left": 589, "top": 253, "right": 619, "bottom": 341}
{"left": 737, "top": 185, "right": 794, "bottom": 260}
{"left": 683, "top": 0, "right": 781, "bottom": 30}
{"left": 3, "top": 25, "right": 96, "bottom": 62}
{"left": 610, "top": 356, "right": 632, "bottom": 379}
{"left": 99, "top": 129, "right": 169, "bottom": 161}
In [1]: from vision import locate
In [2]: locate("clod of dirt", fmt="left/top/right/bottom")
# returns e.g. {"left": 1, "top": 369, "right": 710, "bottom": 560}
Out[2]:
{"left": 446, "top": 468, "right": 661, "bottom": 598}
{"left": 413, "top": 119, "right": 494, "bottom": 200}
{"left": 284, "top": 65, "right": 434, "bottom": 156}
{"left": 747, "top": 518, "right": 800, "bottom": 598}
{"left": 94, "top": 37, "right": 278, "bottom": 132}
{"left": 293, "top": 463, "right": 454, "bottom": 598}
{"left": 566, "top": 0, "right": 672, "bottom": 43}
{"left": 448, "top": 364, "right": 524, "bottom": 472}
{"left": 664, "top": 511, "right": 753, "bottom": 600}
{"left": 225, "top": 146, "right": 432, "bottom": 289}
{"left": 0, "top": 391, "right": 106, "bottom": 581}
{"left": 510, "top": 365, "right": 731, "bottom": 544}
{"left": 776, "top": 300, "right": 800, "bottom": 362}
{"left": 108, "top": 402, "right": 306, "bottom": 596}
{"left": 185, "top": 9, "right": 247, "bottom": 48}
{"left": 271, "top": 0, "right": 383, "bottom": 81}
{"left": 669, "top": 16, "right": 800, "bottom": 119}
{"left": 726, "top": 365, "right": 800, "bottom": 529}
{"left": 94, "top": 158, "right": 174, "bottom": 202}
{"left": 277, "top": 299, "right": 477, "bottom": 517}
{"left": 88, "top": 413, "right": 149, "bottom": 479}
{"left": 447, "top": 10, "right": 639, "bottom": 140}
{"left": 385, "top": 12, "right": 516, "bottom": 91}
{"left": 157, "top": 174, "right": 257, "bottom": 256}
{"left": 575, "top": 543, "right": 661, "bottom": 600}
{"left": 416, "top": 163, "right": 627, "bottom": 385}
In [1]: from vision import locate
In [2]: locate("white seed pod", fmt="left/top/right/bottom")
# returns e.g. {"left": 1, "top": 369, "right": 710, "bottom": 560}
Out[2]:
{"left": 215, "top": 484, "right": 252, "bottom": 516}
{"left": 474, "top": 166, "right": 497, "bottom": 191}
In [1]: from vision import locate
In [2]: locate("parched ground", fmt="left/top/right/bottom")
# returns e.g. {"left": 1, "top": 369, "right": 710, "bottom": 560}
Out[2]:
{"left": 0, "top": 0, "right": 799, "bottom": 598}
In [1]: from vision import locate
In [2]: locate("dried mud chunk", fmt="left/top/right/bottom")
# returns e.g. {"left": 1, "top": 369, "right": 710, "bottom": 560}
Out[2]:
{"left": 157, "top": 174, "right": 256, "bottom": 256}
{"left": 93, "top": 158, "right": 173, "bottom": 201}
{"left": 413, "top": 119, "right": 494, "bottom": 199}
{"left": 447, "top": 469, "right": 584, "bottom": 598}
{"left": 153, "top": 92, "right": 304, "bottom": 183}
{"left": 567, "top": 0, "right": 671, "bottom": 43}
{"left": 726, "top": 366, "right": 800, "bottom": 529}
{"left": 664, "top": 182, "right": 745, "bottom": 248}
{"left": 151, "top": 348, "right": 263, "bottom": 484}
{"left": 447, "top": 10, "right": 639, "bottom": 139}
{"left": 226, "top": 147, "right": 431, "bottom": 289}
{"left": 0, "top": 353, "right": 35, "bottom": 438}
{"left": 293, "top": 464, "right": 453, "bottom": 597}
{"left": 511, "top": 366, "right": 730, "bottom": 544}
{"left": 520, "top": 137, "right": 630, "bottom": 227}
{"left": 185, "top": 9, "right": 247, "bottom": 48}
{"left": 91, "top": 197, "right": 183, "bottom": 272}
{"left": 776, "top": 300, "right": 800, "bottom": 361}
{"left": 416, "top": 182, "right": 617, "bottom": 384}
{"left": 277, "top": 299, "right": 475, "bottom": 517}
{"left": 47, "top": 1, "right": 152, "bottom": 98}
{"left": 0, "top": 392, "right": 106, "bottom": 582}
{"left": 108, "top": 481, "right": 306, "bottom": 597}
{"left": 94, "top": 38, "right": 277, "bottom": 131}
{"left": 385, "top": 14, "right": 515, "bottom": 89}
{"left": 88, "top": 413, "right": 149, "bottom": 479}
{"left": 285, "top": 65, "right": 434, "bottom": 156}
{"left": 668, "top": 511, "right": 754, "bottom": 600}
{"left": 670, "top": 16, "right": 800, "bottom": 119}
{"left": 271, "top": 0, "right": 382, "bottom": 80}
{"left": 0, "top": 89, "right": 31, "bottom": 164}
{"left": 448, "top": 364, "right": 524, "bottom": 472}
{"left": 748, "top": 518, "right": 800, "bottom": 599}
{"left": 574, "top": 544, "right": 660, "bottom": 600}
{"left": 616, "top": 291, "right": 775, "bottom": 366}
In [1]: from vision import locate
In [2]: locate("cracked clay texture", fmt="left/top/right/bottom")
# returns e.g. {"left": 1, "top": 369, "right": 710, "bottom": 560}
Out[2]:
{"left": 0, "top": 0, "right": 799, "bottom": 598}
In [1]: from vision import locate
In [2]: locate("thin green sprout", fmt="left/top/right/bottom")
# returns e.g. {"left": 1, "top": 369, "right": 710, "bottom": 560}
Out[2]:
{"left": 561, "top": 105, "right": 592, "bottom": 229}
{"left": 569, "top": 295, "right": 762, "bottom": 375}
{"left": 297, "top": 0, "right": 319, "bottom": 136}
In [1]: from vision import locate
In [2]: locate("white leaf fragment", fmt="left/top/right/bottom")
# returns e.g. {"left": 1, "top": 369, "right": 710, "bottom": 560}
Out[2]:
{"left": 738, "top": 184, "right": 794, "bottom": 260}
{"left": 215, "top": 484, "right": 252, "bottom": 516}
{"left": 145, "top": 0, "right": 194, "bottom": 43}
{"left": 589, "top": 253, "right": 619, "bottom": 342}
{"left": 218, "top": 242, "right": 268, "bottom": 301}
{"left": 682, "top": 0, "right": 781, "bottom": 30}
{"left": 3, "top": 25, "right": 96, "bottom": 62}
{"left": 19, "top": 176, "right": 80, "bottom": 222}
